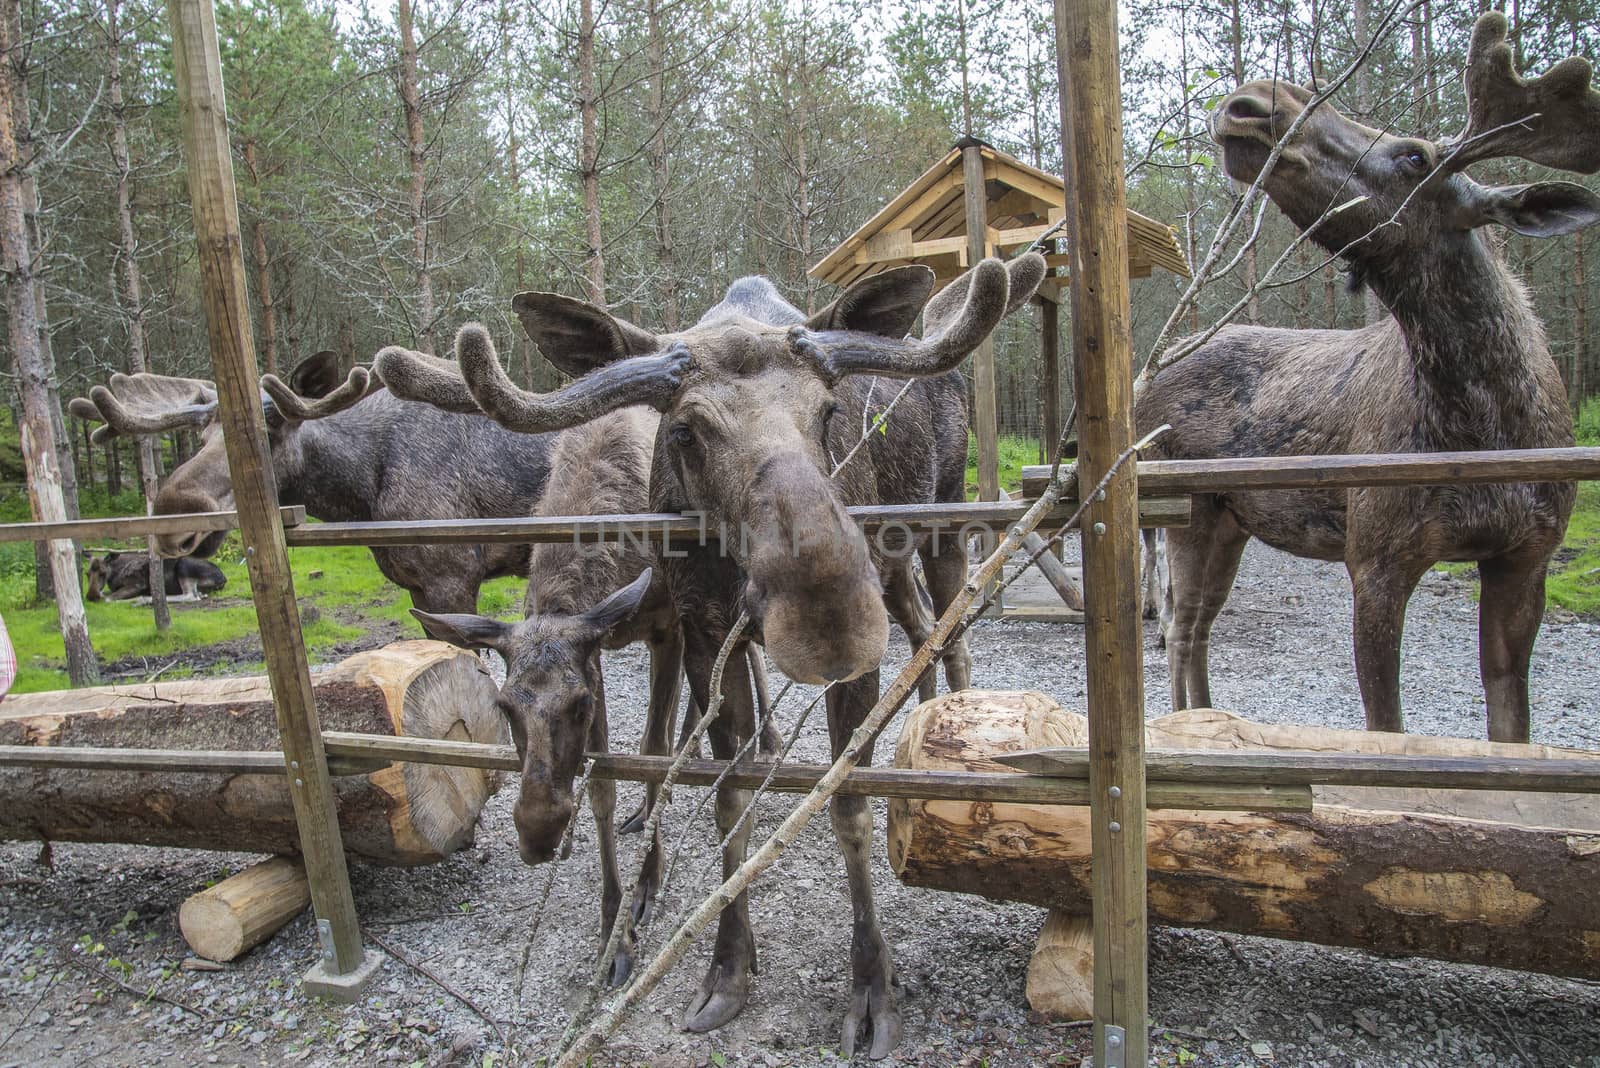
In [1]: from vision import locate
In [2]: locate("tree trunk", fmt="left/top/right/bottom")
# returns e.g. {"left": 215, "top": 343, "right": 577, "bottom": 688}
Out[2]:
{"left": 0, "top": 642, "right": 505, "bottom": 864}
{"left": 107, "top": 436, "right": 121, "bottom": 496}
{"left": 646, "top": 0, "right": 678, "bottom": 330}
{"left": 0, "top": 0, "right": 97, "bottom": 684}
{"left": 577, "top": 0, "right": 604, "bottom": 304}
{"left": 1575, "top": 232, "right": 1588, "bottom": 404}
{"left": 107, "top": 0, "right": 168, "bottom": 631}
{"left": 1230, "top": 0, "right": 1259, "bottom": 323}
{"left": 888, "top": 692, "right": 1600, "bottom": 982}
{"left": 396, "top": 0, "right": 435, "bottom": 351}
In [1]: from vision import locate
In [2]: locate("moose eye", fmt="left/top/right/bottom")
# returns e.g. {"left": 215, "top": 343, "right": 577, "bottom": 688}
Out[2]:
{"left": 1398, "top": 148, "right": 1430, "bottom": 173}
{"left": 668, "top": 423, "right": 694, "bottom": 448}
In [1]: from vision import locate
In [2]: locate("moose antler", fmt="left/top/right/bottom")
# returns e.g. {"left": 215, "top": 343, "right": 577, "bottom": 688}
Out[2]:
{"left": 69, "top": 373, "right": 219, "bottom": 444}
{"left": 1445, "top": 11, "right": 1600, "bottom": 174}
{"left": 377, "top": 322, "right": 696, "bottom": 432}
{"left": 260, "top": 364, "right": 380, "bottom": 421}
{"left": 789, "top": 254, "right": 1044, "bottom": 381}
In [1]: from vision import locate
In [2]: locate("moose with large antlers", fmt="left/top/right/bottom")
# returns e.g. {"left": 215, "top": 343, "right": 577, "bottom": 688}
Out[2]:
{"left": 380, "top": 253, "right": 1044, "bottom": 1057}
{"left": 1140, "top": 12, "right": 1600, "bottom": 743}
{"left": 69, "top": 348, "right": 687, "bottom": 614}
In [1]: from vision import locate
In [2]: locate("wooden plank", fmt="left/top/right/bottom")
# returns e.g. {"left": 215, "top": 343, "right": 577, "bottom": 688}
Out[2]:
{"left": 861, "top": 228, "right": 914, "bottom": 263}
{"left": 0, "top": 743, "right": 379, "bottom": 777}
{"left": 964, "top": 147, "right": 1000, "bottom": 516}
{"left": 997, "top": 747, "right": 1600, "bottom": 793}
{"left": 281, "top": 497, "right": 1191, "bottom": 548}
{"left": 1041, "top": 298, "right": 1061, "bottom": 458}
{"left": 0, "top": 505, "right": 305, "bottom": 545}
{"left": 1017, "top": 447, "right": 1600, "bottom": 499}
{"left": 319, "top": 733, "right": 1309, "bottom": 811}
{"left": 166, "top": 0, "right": 368, "bottom": 982}
{"left": 1055, "top": 0, "right": 1148, "bottom": 1060}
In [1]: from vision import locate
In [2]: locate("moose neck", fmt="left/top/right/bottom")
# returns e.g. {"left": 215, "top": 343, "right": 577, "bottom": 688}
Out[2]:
{"left": 274, "top": 406, "right": 384, "bottom": 522}
{"left": 1355, "top": 229, "right": 1556, "bottom": 449}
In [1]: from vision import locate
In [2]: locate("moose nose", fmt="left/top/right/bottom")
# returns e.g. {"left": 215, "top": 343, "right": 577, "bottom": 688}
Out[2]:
{"left": 1224, "top": 94, "right": 1273, "bottom": 122}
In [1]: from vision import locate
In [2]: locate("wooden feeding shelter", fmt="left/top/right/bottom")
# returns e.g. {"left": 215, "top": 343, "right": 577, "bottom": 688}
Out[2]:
{"left": 809, "top": 138, "right": 1190, "bottom": 502}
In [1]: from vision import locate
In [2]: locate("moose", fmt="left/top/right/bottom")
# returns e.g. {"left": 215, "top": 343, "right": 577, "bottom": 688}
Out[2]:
{"left": 69, "top": 348, "right": 685, "bottom": 615}
{"left": 1139, "top": 12, "right": 1599, "bottom": 743}
{"left": 85, "top": 551, "right": 226, "bottom": 602}
{"left": 380, "top": 252, "right": 1044, "bottom": 1057}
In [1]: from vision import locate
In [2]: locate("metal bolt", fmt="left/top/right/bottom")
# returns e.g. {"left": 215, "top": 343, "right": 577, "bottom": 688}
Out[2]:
{"left": 1096, "top": 489, "right": 1107, "bottom": 502}
{"left": 1108, "top": 821, "right": 1122, "bottom": 833}
{"left": 290, "top": 760, "right": 300, "bottom": 771}
{"left": 1108, "top": 1033, "right": 1123, "bottom": 1047}
{"left": 245, "top": 545, "right": 256, "bottom": 556}
{"left": 1092, "top": 521, "right": 1107, "bottom": 536}
{"left": 1108, "top": 785, "right": 1122, "bottom": 799}
{"left": 294, "top": 778, "right": 304, "bottom": 788}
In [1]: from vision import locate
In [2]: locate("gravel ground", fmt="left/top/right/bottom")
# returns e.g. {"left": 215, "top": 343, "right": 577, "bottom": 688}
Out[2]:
{"left": 3, "top": 542, "right": 1599, "bottom": 1068}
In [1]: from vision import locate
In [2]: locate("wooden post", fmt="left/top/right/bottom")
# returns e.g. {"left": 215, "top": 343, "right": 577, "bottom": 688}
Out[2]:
{"left": 1054, "top": 0, "right": 1149, "bottom": 1063}
{"left": 962, "top": 142, "right": 1000, "bottom": 504}
{"left": 1040, "top": 296, "right": 1061, "bottom": 461}
{"left": 165, "top": 0, "right": 374, "bottom": 997}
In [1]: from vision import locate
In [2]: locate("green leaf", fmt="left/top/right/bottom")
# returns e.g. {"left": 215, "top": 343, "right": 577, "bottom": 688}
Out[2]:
{"left": 711, "top": 1053, "right": 728, "bottom": 1068}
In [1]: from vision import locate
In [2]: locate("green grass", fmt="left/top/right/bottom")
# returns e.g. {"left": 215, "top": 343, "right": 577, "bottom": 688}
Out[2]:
{"left": 966, "top": 434, "right": 1041, "bottom": 499}
{"left": 1, "top": 493, "right": 524, "bottom": 693}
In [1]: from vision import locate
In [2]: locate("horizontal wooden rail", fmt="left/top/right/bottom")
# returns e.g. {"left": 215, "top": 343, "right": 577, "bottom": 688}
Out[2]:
{"left": 0, "top": 505, "right": 306, "bottom": 545}
{"left": 284, "top": 497, "right": 1190, "bottom": 548}
{"left": 0, "top": 743, "right": 376, "bottom": 777}
{"left": 996, "top": 747, "right": 1600, "bottom": 793}
{"left": 1020, "top": 446, "right": 1600, "bottom": 499}
{"left": 319, "top": 733, "right": 1305, "bottom": 811}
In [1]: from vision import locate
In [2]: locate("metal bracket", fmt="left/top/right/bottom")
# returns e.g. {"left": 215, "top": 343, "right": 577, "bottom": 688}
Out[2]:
{"left": 1103, "top": 1024, "right": 1127, "bottom": 1068}
{"left": 316, "top": 918, "right": 336, "bottom": 963}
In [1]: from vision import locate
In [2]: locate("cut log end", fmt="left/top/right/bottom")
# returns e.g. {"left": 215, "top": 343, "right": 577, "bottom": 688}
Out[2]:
{"left": 179, "top": 856, "right": 310, "bottom": 962}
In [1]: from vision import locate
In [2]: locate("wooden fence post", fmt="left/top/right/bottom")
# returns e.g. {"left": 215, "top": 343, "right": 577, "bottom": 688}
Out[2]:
{"left": 962, "top": 141, "right": 1001, "bottom": 504}
{"left": 1054, "top": 0, "right": 1150, "bottom": 1064}
{"left": 164, "top": 0, "right": 375, "bottom": 998}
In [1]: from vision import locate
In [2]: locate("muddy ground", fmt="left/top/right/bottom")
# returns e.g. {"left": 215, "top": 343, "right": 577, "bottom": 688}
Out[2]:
{"left": 2, "top": 543, "right": 1599, "bottom": 1067}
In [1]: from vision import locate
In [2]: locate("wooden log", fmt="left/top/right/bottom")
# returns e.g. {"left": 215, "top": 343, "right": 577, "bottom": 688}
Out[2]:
{"left": 889, "top": 692, "right": 1600, "bottom": 982}
{"left": 0, "top": 505, "right": 305, "bottom": 545}
{"left": 1026, "top": 911, "right": 1094, "bottom": 1021}
{"left": 179, "top": 856, "right": 310, "bottom": 962}
{"left": 0, "top": 641, "right": 504, "bottom": 865}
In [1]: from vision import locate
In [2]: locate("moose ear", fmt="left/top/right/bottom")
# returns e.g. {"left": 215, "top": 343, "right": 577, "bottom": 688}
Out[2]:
{"left": 807, "top": 265, "right": 935, "bottom": 338}
{"left": 1468, "top": 181, "right": 1600, "bottom": 238}
{"left": 287, "top": 351, "right": 345, "bottom": 399}
{"left": 512, "top": 292, "right": 661, "bottom": 378}
{"left": 410, "top": 609, "right": 513, "bottom": 654}
{"left": 580, "top": 569, "right": 653, "bottom": 639}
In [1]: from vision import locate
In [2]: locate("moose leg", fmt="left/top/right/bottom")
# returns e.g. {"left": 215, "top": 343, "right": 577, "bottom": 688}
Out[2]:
{"left": 1347, "top": 557, "right": 1429, "bottom": 733}
{"left": 1141, "top": 528, "right": 1164, "bottom": 623}
{"left": 1162, "top": 500, "right": 1246, "bottom": 710}
{"left": 583, "top": 674, "right": 633, "bottom": 986}
{"left": 1478, "top": 553, "right": 1548, "bottom": 744}
{"left": 918, "top": 537, "right": 972, "bottom": 691}
{"left": 882, "top": 561, "right": 938, "bottom": 703}
{"left": 828, "top": 672, "right": 902, "bottom": 1060}
{"left": 681, "top": 635, "right": 759, "bottom": 1034}
{"left": 620, "top": 631, "right": 684, "bottom": 837}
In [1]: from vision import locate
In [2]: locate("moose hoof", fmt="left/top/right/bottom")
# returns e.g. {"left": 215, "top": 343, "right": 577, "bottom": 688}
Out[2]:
{"left": 618, "top": 805, "right": 648, "bottom": 835}
{"left": 841, "top": 977, "right": 903, "bottom": 1061}
{"left": 680, "top": 965, "right": 749, "bottom": 1033}
{"left": 607, "top": 946, "right": 635, "bottom": 988}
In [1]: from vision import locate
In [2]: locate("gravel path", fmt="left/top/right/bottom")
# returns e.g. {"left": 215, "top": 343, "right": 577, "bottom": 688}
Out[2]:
{"left": 2, "top": 543, "right": 1598, "bottom": 1067}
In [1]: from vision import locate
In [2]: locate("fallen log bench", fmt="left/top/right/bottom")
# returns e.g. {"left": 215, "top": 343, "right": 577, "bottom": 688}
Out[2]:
{"left": 0, "top": 641, "right": 505, "bottom": 865}
{"left": 887, "top": 691, "right": 1600, "bottom": 1019}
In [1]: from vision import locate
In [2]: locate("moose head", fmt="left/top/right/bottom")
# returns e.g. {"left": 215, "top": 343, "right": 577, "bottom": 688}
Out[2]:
{"left": 380, "top": 255, "right": 1044, "bottom": 686}
{"left": 69, "top": 352, "right": 376, "bottom": 558}
{"left": 410, "top": 570, "right": 653, "bottom": 864}
{"left": 1211, "top": 12, "right": 1600, "bottom": 296}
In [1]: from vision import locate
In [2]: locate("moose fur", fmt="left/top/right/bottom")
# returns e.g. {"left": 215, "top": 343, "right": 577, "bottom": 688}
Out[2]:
{"left": 1138, "top": 13, "right": 1600, "bottom": 742}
